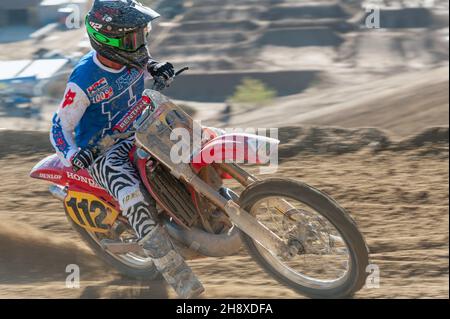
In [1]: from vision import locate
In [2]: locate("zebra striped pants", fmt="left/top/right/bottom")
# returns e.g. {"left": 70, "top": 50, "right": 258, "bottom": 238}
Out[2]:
{"left": 89, "top": 137, "right": 157, "bottom": 239}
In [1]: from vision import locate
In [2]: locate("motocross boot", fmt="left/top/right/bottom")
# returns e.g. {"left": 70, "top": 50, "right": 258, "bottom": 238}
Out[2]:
{"left": 141, "top": 225, "right": 205, "bottom": 299}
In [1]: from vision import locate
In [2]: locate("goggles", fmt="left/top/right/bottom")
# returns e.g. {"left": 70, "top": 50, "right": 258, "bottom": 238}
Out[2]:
{"left": 86, "top": 18, "right": 152, "bottom": 52}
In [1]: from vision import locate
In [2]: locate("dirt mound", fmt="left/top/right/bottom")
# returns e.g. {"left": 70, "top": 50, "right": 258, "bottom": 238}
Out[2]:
{"left": 180, "top": 59, "right": 237, "bottom": 71}
{"left": 0, "top": 219, "right": 106, "bottom": 284}
{"left": 1, "top": 125, "right": 447, "bottom": 165}
{"left": 182, "top": 6, "right": 263, "bottom": 22}
{"left": 268, "top": 18, "right": 356, "bottom": 32}
{"left": 301, "top": 67, "right": 449, "bottom": 135}
{"left": 210, "top": 67, "right": 449, "bottom": 137}
{"left": 258, "top": 27, "right": 344, "bottom": 47}
{"left": 278, "top": 126, "right": 391, "bottom": 159}
{"left": 339, "top": 30, "right": 448, "bottom": 72}
{"left": 171, "top": 21, "right": 260, "bottom": 33}
{"left": 161, "top": 32, "right": 248, "bottom": 47}
{"left": 150, "top": 0, "right": 448, "bottom": 75}
{"left": 260, "top": 3, "right": 350, "bottom": 21}
{"left": 395, "top": 127, "right": 450, "bottom": 150}
{"left": 162, "top": 70, "right": 320, "bottom": 102}
{"left": 277, "top": 126, "right": 449, "bottom": 160}
{"left": 189, "top": 0, "right": 281, "bottom": 7}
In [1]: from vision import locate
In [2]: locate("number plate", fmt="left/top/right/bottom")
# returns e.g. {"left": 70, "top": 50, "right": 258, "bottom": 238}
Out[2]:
{"left": 64, "top": 191, "right": 120, "bottom": 234}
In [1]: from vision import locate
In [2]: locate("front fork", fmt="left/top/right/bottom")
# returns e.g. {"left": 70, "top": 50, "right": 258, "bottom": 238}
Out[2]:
{"left": 218, "top": 163, "right": 310, "bottom": 256}
{"left": 191, "top": 163, "right": 301, "bottom": 259}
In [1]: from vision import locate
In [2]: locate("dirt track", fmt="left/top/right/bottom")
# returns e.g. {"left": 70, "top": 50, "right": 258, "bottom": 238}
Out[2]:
{"left": 0, "top": 128, "right": 448, "bottom": 299}
{"left": 0, "top": 0, "right": 448, "bottom": 299}
{"left": 204, "top": 67, "right": 449, "bottom": 138}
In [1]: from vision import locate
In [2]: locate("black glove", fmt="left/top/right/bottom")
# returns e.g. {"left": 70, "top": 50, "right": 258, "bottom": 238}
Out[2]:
{"left": 148, "top": 61, "right": 175, "bottom": 81}
{"left": 71, "top": 149, "right": 95, "bottom": 171}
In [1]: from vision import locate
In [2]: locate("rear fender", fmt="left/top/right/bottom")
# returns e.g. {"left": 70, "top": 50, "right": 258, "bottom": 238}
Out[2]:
{"left": 30, "top": 154, "right": 117, "bottom": 207}
{"left": 30, "top": 154, "right": 66, "bottom": 186}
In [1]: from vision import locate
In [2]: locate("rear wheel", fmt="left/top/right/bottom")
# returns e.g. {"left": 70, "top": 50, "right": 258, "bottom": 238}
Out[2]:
{"left": 239, "top": 178, "right": 369, "bottom": 298}
{"left": 64, "top": 210, "right": 159, "bottom": 280}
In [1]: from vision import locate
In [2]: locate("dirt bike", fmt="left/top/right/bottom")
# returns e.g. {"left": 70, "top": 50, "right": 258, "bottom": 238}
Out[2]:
{"left": 30, "top": 69, "right": 369, "bottom": 299}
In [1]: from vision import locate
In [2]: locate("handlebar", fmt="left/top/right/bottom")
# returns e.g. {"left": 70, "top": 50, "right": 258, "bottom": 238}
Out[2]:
{"left": 175, "top": 67, "right": 190, "bottom": 77}
{"left": 152, "top": 66, "right": 189, "bottom": 92}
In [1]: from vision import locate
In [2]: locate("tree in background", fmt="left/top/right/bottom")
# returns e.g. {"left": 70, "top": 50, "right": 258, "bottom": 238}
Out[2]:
{"left": 229, "top": 78, "right": 277, "bottom": 106}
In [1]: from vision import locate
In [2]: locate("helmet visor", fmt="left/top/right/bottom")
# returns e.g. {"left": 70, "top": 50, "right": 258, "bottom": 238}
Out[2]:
{"left": 120, "top": 23, "right": 151, "bottom": 51}
{"left": 86, "top": 18, "right": 152, "bottom": 52}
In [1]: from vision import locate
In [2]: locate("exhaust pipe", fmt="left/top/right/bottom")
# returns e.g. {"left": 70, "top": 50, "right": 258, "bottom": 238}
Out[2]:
{"left": 49, "top": 185, "right": 67, "bottom": 201}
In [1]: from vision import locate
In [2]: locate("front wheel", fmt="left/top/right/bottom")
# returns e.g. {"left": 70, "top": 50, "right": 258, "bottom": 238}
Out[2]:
{"left": 239, "top": 178, "right": 369, "bottom": 298}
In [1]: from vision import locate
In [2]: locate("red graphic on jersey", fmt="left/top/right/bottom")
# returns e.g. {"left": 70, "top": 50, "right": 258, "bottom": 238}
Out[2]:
{"left": 113, "top": 98, "right": 148, "bottom": 133}
{"left": 87, "top": 78, "right": 114, "bottom": 103}
{"left": 62, "top": 89, "right": 76, "bottom": 108}
{"left": 87, "top": 78, "right": 107, "bottom": 94}
{"left": 57, "top": 138, "right": 67, "bottom": 148}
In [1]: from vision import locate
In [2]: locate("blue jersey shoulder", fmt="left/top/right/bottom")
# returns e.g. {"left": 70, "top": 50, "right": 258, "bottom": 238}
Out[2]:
{"left": 68, "top": 51, "right": 96, "bottom": 89}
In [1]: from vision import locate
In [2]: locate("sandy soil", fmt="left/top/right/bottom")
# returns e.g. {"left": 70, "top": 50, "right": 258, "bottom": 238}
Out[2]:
{"left": 0, "top": 0, "right": 448, "bottom": 300}
{"left": 0, "top": 128, "right": 448, "bottom": 299}
{"left": 203, "top": 66, "right": 449, "bottom": 138}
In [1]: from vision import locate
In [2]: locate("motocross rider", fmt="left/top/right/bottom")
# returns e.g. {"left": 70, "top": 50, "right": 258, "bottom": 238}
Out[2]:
{"left": 50, "top": 0, "right": 204, "bottom": 298}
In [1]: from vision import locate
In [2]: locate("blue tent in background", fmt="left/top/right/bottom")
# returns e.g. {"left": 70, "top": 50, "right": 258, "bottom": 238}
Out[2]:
{"left": 0, "top": 76, "right": 37, "bottom": 106}
{"left": 0, "top": 58, "right": 69, "bottom": 107}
